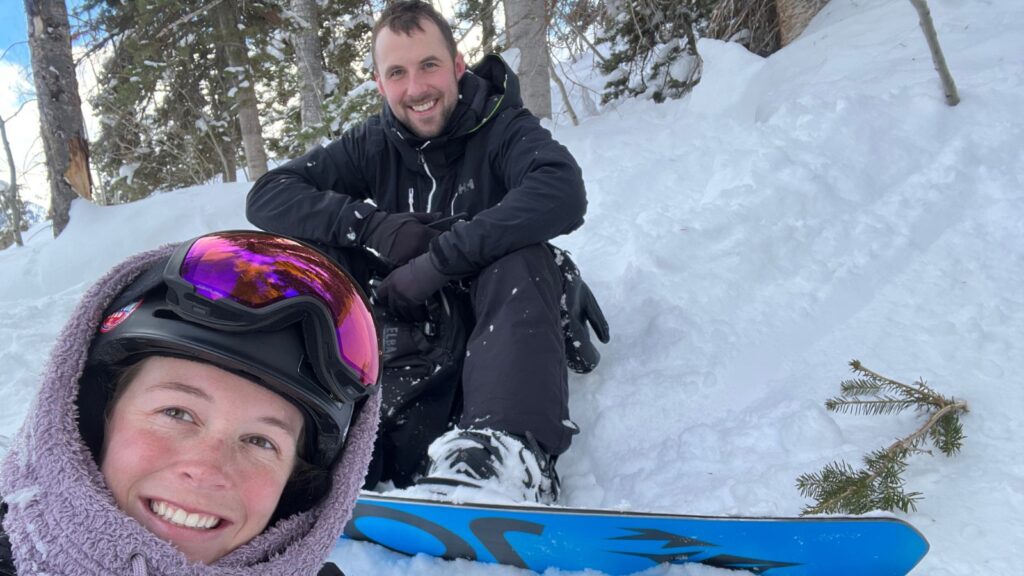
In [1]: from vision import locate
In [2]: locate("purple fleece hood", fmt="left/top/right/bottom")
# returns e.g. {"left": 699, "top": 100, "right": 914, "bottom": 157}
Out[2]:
{"left": 0, "top": 245, "right": 381, "bottom": 575}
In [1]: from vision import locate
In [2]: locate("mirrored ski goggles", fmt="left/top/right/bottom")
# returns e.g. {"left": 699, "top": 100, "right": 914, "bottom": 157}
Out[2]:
{"left": 163, "top": 230, "right": 380, "bottom": 402}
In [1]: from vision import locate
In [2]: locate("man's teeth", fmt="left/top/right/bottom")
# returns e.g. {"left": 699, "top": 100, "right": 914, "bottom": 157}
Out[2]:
{"left": 150, "top": 500, "right": 221, "bottom": 529}
{"left": 411, "top": 100, "right": 436, "bottom": 112}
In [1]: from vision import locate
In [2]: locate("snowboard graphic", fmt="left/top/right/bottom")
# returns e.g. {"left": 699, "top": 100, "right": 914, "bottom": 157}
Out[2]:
{"left": 343, "top": 492, "right": 929, "bottom": 575}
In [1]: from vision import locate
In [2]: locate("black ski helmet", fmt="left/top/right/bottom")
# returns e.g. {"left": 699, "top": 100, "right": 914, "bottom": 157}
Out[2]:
{"left": 82, "top": 232, "right": 380, "bottom": 470}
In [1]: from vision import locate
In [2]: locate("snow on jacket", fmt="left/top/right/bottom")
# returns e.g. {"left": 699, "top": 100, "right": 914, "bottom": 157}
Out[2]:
{"left": 0, "top": 245, "right": 381, "bottom": 575}
{"left": 246, "top": 55, "right": 587, "bottom": 278}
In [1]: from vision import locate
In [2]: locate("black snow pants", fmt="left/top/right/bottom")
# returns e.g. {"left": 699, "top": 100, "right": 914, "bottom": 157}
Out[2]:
{"left": 320, "top": 243, "right": 573, "bottom": 488}
{"left": 460, "top": 244, "right": 573, "bottom": 456}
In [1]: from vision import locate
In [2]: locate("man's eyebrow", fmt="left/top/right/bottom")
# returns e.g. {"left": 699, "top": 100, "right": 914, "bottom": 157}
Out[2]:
{"left": 385, "top": 55, "right": 441, "bottom": 73}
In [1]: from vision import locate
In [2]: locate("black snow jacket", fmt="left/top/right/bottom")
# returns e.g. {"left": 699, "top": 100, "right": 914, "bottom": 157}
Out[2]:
{"left": 247, "top": 55, "right": 587, "bottom": 278}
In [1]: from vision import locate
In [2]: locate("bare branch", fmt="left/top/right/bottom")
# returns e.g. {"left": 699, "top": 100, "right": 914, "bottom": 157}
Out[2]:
{"left": 908, "top": 0, "right": 960, "bottom": 106}
{"left": 74, "top": 29, "right": 124, "bottom": 65}
{"left": 2, "top": 40, "right": 29, "bottom": 62}
{"left": 550, "top": 4, "right": 608, "bottom": 64}
{"left": 549, "top": 56, "right": 578, "bottom": 126}
{"left": 1, "top": 98, "right": 36, "bottom": 124}
{"left": 157, "top": 0, "right": 227, "bottom": 39}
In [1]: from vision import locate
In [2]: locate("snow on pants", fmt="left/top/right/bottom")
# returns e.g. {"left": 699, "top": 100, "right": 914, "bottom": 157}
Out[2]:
{"left": 460, "top": 244, "right": 575, "bottom": 456}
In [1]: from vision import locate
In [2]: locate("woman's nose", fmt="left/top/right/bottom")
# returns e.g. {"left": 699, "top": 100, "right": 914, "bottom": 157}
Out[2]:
{"left": 177, "top": 436, "right": 233, "bottom": 489}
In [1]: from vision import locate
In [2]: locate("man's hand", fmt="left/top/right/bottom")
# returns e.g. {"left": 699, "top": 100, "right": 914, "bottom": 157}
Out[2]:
{"left": 376, "top": 252, "right": 452, "bottom": 321}
{"left": 362, "top": 211, "right": 442, "bottom": 266}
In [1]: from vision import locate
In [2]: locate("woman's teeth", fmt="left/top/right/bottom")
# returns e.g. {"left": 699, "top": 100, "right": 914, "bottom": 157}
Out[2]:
{"left": 150, "top": 500, "right": 221, "bottom": 530}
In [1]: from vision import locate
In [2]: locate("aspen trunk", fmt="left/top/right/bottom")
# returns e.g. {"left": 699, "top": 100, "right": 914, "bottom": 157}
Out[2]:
{"left": 504, "top": 0, "right": 551, "bottom": 119}
{"left": 291, "top": 0, "right": 325, "bottom": 141}
{"left": 908, "top": 0, "right": 960, "bottom": 106}
{"left": 215, "top": 0, "right": 268, "bottom": 180}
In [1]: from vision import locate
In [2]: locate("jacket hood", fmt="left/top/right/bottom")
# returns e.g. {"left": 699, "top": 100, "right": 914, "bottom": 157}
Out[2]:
{"left": 0, "top": 244, "right": 381, "bottom": 575}
{"left": 382, "top": 54, "right": 521, "bottom": 150}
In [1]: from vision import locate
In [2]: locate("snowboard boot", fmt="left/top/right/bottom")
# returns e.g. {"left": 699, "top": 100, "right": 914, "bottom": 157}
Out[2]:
{"left": 415, "top": 427, "right": 560, "bottom": 504}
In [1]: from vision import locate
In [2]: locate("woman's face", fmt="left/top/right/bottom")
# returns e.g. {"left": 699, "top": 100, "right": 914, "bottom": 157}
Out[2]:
{"left": 100, "top": 356, "right": 303, "bottom": 564}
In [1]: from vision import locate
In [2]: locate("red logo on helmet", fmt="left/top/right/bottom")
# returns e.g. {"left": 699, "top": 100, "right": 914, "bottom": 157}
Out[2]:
{"left": 100, "top": 299, "right": 143, "bottom": 333}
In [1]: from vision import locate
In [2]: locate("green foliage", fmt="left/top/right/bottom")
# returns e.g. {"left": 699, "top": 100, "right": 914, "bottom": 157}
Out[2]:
{"left": 796, "top": 360, "right": 968, "bottom": 516}
{"left": 325, "top": 84, "right": 382, "bottom": 134}
{"left": 69, "top": 0, "right": 773, "bottom": 201}
{"left": 77, "top": 0, "right": 383, "bottom": 202}
{"left": 598, "top": 0, "right": 717, "bottom": 103}
{"left": 453, "top": 0, "right": 503, "bottom": 63}
{"left": 257, "top": 1, "right": 379, "bottom": 159}
{"left": 79, "top": 0, "right": 268, "bottom": 202}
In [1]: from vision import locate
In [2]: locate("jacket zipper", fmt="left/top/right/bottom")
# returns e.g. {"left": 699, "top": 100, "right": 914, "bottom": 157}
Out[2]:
{"left": 418, "top": 142, "right": 438, "bottom": 213}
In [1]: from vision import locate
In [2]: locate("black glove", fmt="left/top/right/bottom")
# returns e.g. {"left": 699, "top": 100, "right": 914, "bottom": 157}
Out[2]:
{"left": 552, "top": 246, "right": 610, "bottom": 374}
{"left": 361, "top": 211, "right": 442, "bottom": 267}
{"left": 376, "top": 252, "right": 453, "bottom": 321}
{"left": 564, "top": 274, "right": 610, "bottom": 373}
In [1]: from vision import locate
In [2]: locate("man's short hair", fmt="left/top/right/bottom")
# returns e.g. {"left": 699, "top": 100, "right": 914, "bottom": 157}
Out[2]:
{"left": 372, "top": 1, "right": 458, "bottom": 69}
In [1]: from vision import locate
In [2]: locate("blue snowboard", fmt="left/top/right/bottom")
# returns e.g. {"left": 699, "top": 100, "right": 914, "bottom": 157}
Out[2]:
{"left": 343, "top": 492, "right": 929, "bottom": 575}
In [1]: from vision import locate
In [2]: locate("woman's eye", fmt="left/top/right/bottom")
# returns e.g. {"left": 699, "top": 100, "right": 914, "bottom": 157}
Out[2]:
{"left": 162, "top": 407, "right": 194, "bottom": 423}
{"left": 246, "top": 436, "right": 278, "bottom": 452}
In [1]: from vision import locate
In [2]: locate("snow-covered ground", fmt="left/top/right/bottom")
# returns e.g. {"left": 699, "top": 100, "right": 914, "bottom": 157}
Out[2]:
{"left": 2, "top": 0, "right": 1022, "bottom": 573}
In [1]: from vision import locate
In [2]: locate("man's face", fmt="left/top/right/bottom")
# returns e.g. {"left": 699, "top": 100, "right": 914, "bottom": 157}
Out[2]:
{"left": 374, "top": 18, "right": 466, "bottom": 139}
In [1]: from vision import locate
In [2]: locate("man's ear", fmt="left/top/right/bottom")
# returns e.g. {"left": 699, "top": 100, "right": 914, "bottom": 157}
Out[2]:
{"left": 455, "top": 52, "right": 467, "bottom": 80}
{"left": 374, "top": 71, "right": 385, "bottom": 97}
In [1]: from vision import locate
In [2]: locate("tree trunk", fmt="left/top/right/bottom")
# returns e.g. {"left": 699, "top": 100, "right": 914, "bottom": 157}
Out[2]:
{"left": 24, "top": 0, "right": 92, "bottom": 237}
{"left": 908, "top": 0, "right": 960, "bottom": 106}
{"left": 211, "top": 40, "right": 239, "bottom": 183}
{"left": 775, "top": 0, "right": 828, "bottom": 46}
{"left": 215, "top": 0, "right": 268, "bottom": 180}
{"left": 504, "top": 0, "right": 551, "bottom": 118}
{"left": 0, "top": 114, "right": 24, "bottom": 246}
{"left": 291, "top": 0, "right": 325, "bottom": 143}
{"left": 480, "top": 0, "right": 497, "bottom": 53}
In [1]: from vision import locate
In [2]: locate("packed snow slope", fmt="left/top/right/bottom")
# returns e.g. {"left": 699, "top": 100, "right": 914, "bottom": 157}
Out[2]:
{"left": 1, "top": 0, "right": 1021, "bottom": 574}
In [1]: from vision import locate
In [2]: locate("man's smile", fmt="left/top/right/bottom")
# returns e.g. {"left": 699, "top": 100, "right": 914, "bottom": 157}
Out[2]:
{"left": 410, "top": 99, "right": 438, "bottom": 113}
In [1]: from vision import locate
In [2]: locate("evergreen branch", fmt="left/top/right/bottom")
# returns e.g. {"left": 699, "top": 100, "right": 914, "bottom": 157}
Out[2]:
{"left": 849, "top": 360, "right": 923, "bottom": 399}
{"left": 552, "top": 4, "right": 608, "bottom": 63}
{"left": 825, "top": 397, "right": 918, "bottom": 416}
{"left": 929, "top": 412, "right": 966, "bottom": 456}
{"left": 74, "top": 29, "right": 125, "bottom": 65}
{"left": 798, "top": 448, "right": 921, "bottom": 515}
{"left": 157, "top": 0, "right": 227, "bottom": 39}
{"left": 798, "top": 361, "right": 968, "bottom": 516}
{"left": 888, "top": 400, "right": 968, "bottom": 455}
{"left": 838, "top": 377, "right": 884, "bottom": 397}
{"left": 849, "top": 359, "right": 950, "bottom": 408}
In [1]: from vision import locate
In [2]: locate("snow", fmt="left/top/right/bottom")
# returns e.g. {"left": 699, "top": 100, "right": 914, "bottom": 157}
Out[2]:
{"left": 2, "top": 0, "right": 1022, "bottom": 574}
